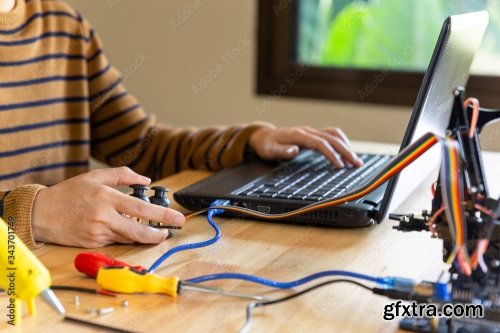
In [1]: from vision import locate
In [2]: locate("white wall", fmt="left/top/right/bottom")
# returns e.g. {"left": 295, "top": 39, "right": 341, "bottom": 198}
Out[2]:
{"left": 65, "top": 0, "right": 499, "bottom": 151}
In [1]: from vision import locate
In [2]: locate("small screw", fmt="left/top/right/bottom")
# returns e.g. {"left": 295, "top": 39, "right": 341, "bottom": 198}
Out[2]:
{"left": 121, "top": 300, "right": 129, "bottom": 308}
{"left": 74, "top": 295, "right": 80, "bottom": 306}
{"left": 97, "top": 307, "right": 115, "bottom": 316}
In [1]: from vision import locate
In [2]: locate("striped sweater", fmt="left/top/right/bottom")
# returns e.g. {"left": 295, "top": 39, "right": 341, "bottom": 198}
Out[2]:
{"left": 0, "top": 0, "right": 270, "bottom": 249}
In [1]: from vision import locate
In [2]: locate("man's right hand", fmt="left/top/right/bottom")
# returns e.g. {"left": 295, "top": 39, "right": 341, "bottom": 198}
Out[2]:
{"left": 32, "top": 167, "right": 185, "bottom": 248}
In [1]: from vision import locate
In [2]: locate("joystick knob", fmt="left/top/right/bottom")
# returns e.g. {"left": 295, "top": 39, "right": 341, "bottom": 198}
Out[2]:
{"left": 130, "top": 184, "right": 150, "bottom": 202}
{"left": 149, "top": 186, "right": 170, "bottom": 207}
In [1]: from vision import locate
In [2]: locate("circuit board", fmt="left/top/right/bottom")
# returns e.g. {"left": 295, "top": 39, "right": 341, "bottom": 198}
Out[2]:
{"left": 392, "top": 89, "right": 500, "bottom": 333}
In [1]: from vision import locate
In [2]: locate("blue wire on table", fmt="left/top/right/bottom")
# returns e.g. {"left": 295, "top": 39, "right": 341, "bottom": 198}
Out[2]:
{"left": 148, "top": 200, "right": 228, "bottom": 273}
{"left": 185, "top": 270, "right": 387, "bottom": 288}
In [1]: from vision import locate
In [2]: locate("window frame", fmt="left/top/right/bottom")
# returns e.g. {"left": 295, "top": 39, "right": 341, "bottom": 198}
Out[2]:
{"left": 256, "top": 0, "right": 500, "bottom": 107}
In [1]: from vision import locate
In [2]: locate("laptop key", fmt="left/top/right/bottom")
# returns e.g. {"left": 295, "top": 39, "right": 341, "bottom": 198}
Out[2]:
{"left": 275, "top": 193, "right": 292, "bottom": 199}
{"left": 286, "top": 185, "right": 302, "bottom": 191}
{"left": 294, "top": 191, "right": 310, "bottom": 197}
{"left": 305, "top": 195, "right": 323, "bottom": 201}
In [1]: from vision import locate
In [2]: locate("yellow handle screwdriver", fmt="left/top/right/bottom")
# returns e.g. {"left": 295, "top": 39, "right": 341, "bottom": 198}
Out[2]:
{"left": 96, "top": 267, "right": 267, "bottom": 300}
{"left": 0, "top": 217, "right": 65, "bottom": 325}
{"left": 97, "top": 267, "right": 179, "bottom": 296}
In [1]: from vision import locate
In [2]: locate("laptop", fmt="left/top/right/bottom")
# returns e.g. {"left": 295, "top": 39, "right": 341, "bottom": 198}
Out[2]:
{"left": 174, "top": 11, "right": 489, "bottom": 227}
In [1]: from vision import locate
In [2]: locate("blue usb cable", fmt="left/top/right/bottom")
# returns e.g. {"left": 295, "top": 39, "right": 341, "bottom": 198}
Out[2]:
{"left": 185, "top": 270, "right": 385, "bottom": 288}
{"left": 148, "top": 200, "right": 229, "bottom": 273}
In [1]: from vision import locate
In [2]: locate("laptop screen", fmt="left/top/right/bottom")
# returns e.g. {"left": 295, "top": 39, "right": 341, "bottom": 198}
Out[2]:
{"left": 378, "top": 11, "right": 489, "bottom": 219}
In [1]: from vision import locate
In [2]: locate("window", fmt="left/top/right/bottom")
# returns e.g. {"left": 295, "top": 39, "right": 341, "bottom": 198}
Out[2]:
{"left": 257, "top": 0, "right": 500, "bottom": 106}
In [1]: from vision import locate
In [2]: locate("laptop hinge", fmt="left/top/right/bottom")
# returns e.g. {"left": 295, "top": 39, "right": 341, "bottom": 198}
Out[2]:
{"left": 366, "top": 203, "right": 382, "bottom": 223}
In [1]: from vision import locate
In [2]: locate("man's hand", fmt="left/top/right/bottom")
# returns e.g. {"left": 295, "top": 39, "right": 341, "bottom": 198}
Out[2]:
{"left": 249, "top": 127, "right": 363, "bottom": 168}
{"left": 32, "top": 167, "right": 185, "bottom": 248}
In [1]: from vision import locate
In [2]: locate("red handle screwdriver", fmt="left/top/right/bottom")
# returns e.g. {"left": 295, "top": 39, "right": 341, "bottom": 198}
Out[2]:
{"left": 74, "top": 252, "right": 146, "bottom": 278}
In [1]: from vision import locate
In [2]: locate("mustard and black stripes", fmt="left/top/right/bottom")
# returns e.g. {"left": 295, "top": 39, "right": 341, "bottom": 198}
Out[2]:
{"left": 0, "top": 0, "right": 115, "bottom": 185}
{"left": 0, "top": 0, "right": 270, "bottom": 249}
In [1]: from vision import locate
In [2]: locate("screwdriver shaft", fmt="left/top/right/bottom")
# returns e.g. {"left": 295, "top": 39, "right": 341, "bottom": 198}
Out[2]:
{"left": 180, "top": 282, "right": 269, "bottom": 301}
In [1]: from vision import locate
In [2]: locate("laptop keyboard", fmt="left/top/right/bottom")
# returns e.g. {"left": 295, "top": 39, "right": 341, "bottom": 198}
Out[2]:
{"left": 232, "top": 151, "right": 391, "bottom": 202}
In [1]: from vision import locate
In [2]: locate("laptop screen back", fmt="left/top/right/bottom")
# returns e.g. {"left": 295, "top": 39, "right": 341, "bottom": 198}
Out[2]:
{"left": 378, "top": 11, "right": 489, "bottom": 219}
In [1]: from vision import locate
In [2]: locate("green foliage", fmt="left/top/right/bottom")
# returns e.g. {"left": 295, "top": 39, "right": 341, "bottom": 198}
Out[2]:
{"left": 321, "top": 2, "right": 369, "bottom": 66}
{"left": 321, "top": 0, "right": 444, "bottom": 70}
{"left": 297, "top": 0, "right": 500, "bottom": 74}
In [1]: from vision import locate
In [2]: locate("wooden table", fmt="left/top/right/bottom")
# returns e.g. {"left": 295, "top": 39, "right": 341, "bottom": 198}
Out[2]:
{"left": 1, "top": 143, "right": 499, "bottom": 333}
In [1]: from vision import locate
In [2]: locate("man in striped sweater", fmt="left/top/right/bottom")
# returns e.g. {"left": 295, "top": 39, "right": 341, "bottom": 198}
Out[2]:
{"left": 0, "top": 0, "right": 362, "bottom": 249}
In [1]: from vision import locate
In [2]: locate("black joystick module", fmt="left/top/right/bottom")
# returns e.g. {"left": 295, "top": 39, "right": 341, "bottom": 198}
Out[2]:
{"left": 129, "top": 184, "right": 181, "bottom": 229}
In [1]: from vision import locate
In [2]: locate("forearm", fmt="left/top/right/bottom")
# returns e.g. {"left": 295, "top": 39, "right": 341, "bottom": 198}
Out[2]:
{"left": 93, "top": 115, "right": 274, "bottom": 180}
{"left": 133, "top": 121, "right": 274, "bottom": 179}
